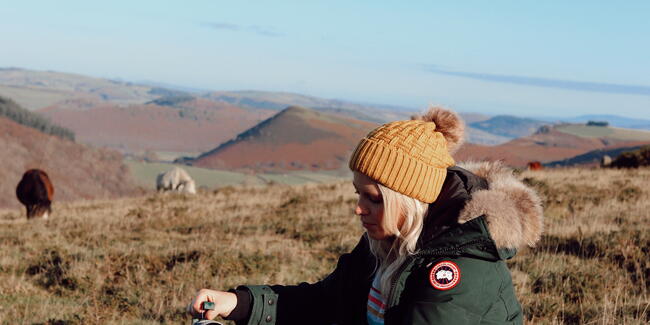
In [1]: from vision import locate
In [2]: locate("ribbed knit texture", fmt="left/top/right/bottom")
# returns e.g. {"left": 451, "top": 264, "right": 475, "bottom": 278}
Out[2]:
{"left": 349, "top": 120, "right": 455, "bottom": 203}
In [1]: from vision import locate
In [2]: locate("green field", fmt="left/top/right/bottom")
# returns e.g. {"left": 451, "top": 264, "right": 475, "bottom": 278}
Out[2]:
{"left": 556, "top": 124, "right": 650, "bottom": 141}
{"left": 125, "top": 160, "right": 351, "bottom": 189}
{"left": 152, "top": 151, "right": 202, "bottom": 162}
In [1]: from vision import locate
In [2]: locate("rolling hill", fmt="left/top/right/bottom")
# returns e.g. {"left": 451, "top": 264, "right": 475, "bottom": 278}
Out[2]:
{"left": 192, "top": 106, "right": 377, "bottom": 171}
{"left": 0, "top": 68, "right": 158, "bottom": 110}
{"left": 544, "top": 145, "right": 649, "bottom": 167}
{"left": 455, "top": 124, "right": 650, "bottom": 167}
{"left": 2, "top": 68, "right": 533, "bottom": 150}
{"left": 553, "top": 124, "right": 650, "bottom": 141}
{"left": 18, "top": 66, "right": 650, "bottom": 161}
{"left": 469, "top": 115, "right": 549, "bottom": 138}
{"left": 0, "top": 116, "right": 139, "bottom": 209}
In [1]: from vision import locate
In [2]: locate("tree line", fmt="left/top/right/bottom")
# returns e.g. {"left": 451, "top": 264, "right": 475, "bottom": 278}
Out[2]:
{"left": 0, "top": 96, "right": 75, "bottom": 141}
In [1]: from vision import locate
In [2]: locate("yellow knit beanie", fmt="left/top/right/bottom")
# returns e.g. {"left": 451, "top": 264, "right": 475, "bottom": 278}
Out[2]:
{"left": 349, "top": 107, "right": 465, "bottom": 203}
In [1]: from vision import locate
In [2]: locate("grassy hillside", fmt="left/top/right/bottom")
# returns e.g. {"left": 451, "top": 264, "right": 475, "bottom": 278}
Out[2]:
{"left": 0, "top": 68, "right": 156, "bottom": 110}
{"left": 125, "top": 161, "right": 264, "bottom": 188}
{"left": 556, "top": 124, "right": 650, "bottom": 141}
{"left": 0, "top": 117, "right": 138, "bottom": 209}
{"left": 545, "top": 145, "right": 647, "bottom": 167}
{"left": 0, "top": 168, "right": 648, "bottom": 324}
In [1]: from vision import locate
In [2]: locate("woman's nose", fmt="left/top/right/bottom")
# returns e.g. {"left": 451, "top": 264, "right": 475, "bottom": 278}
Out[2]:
{"left": 355, "top": 203, "right": 365, "bottom": 215}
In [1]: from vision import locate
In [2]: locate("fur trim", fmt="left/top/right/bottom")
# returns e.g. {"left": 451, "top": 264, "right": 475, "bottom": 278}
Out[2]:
{"left": 411, "top": 106, "right": 465, "bottom": 154}
{"left": 457, "top": 161, "right": 544, "bottom": 249}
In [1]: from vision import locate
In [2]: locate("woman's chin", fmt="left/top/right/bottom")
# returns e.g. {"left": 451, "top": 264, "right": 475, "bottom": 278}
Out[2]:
{"left": 366, "top": 229, "right": 390, "bottom": 241}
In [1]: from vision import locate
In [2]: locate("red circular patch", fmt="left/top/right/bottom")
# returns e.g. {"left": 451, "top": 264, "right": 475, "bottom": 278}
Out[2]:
{"left": 429, "top": 260, "right": 461, "bottom": 290}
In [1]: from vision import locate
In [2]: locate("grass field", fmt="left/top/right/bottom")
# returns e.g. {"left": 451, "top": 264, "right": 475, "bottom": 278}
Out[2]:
{"left": 151, "top": 152, "right": 202, "bottom": 163}
{"left": 126, "top": 160, "right": 351, "bottom": 189}
{"left": 0, "top": 167, "right": 648, "bottom": 324}
{"left": 0, "top": 85, "right": 71, "bottom": 110}
{"left": 125, "top": 160, "right": 264, "bottom": 189}
{"left": 556, "top": 124, "right": 650, "bottom": 141}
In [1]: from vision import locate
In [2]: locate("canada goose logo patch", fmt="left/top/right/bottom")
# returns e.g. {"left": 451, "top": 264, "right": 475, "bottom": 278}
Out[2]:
{"left": 429, "top": 261, "right": 461, "bottom": 290}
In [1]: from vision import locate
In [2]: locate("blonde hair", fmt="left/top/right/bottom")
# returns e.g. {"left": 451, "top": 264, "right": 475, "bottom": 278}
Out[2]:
{"left": 368, "top": 183, "right": 429, "bottom": 297}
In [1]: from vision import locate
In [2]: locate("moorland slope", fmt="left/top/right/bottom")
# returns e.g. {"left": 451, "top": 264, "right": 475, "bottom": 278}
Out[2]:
{"left": 0, "top": 168, "right": 647, "bottom": 324}
{"left": 0, "top": 117, "right": 139, "bottom": 208}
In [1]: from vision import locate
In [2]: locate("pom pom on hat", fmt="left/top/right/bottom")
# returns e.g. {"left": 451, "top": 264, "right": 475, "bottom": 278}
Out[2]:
{"left": 411, "top": 106, "right": 465, "bottom": 154}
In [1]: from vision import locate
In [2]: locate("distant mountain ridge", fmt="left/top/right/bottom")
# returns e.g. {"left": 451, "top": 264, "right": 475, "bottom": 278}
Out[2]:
{"left": 0, "top": 68, "right": 158, "bottom": 110}
{"left": 4, "top": 67, "right": 650, "bottom": 162}
{"left": 203, "top": 90, "right": 411, "bottom": 123}
{"left": 470, "top": 115, "right": 549, "bottom": 138}
{"left": 542, "top": 114, "right": 650, "bottom": 131}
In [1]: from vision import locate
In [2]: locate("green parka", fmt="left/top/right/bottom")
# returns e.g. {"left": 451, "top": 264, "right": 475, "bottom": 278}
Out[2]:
{"left": 232, "top": 162, "right": 543, "bottom": 325}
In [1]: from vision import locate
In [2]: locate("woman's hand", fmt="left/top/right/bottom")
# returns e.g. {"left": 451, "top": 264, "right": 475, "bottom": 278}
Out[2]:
{"left": 187, "top": 289, "right": 238, "bottom": 320}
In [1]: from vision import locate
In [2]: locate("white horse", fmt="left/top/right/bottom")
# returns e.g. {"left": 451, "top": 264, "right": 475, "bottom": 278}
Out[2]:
{"left": 156, "top": 167, "right": 197, "bottom": 194}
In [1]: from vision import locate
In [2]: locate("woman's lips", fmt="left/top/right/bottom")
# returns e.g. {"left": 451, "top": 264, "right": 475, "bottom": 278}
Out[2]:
{"left": 362, "top": 222, "right": 375, "bottom": 228}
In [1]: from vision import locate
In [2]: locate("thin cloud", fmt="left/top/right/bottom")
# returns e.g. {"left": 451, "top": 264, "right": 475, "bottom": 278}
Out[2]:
{"left": 201, "top": 22, "right": 283, "bottom": 37}
{"left": 422, "top": 65, "right": 650, "bottom": 96}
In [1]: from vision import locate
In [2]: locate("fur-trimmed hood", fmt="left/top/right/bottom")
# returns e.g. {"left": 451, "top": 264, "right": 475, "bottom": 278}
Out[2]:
{"left": 458, "top": 161, "right": 544, "bottom": 250}
{"left": 419, "top": 161, "right": 544, "bottom": 258}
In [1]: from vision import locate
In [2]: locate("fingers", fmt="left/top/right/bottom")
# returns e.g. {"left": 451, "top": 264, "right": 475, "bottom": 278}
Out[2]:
{"left": 189, "top": 289, "right": 218, "bottom": 320}
{"left": 188, "top": 289, "right": 238, "bottom": 320}
{"left": 192, "top": 289, "right": 210, "bottom": 313}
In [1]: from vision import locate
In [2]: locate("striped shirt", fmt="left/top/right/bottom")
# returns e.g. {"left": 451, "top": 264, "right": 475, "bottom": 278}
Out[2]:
{"left": 367, "top": 272, "right": 386, "bottom": 325}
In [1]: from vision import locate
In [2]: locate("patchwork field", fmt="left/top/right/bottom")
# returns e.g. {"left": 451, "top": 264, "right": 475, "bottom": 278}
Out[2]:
{"left": 0, "top": 167, "right": 648, "bottom": 324}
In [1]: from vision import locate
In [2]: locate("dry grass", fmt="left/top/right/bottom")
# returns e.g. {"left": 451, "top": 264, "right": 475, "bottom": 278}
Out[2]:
{"left": 0, "top": 168, "right": 648, "bottom": 324}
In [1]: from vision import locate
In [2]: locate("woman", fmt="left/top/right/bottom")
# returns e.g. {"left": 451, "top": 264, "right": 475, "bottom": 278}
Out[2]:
{"left": 188, "top": 107, "right": 543, "bottom": 324}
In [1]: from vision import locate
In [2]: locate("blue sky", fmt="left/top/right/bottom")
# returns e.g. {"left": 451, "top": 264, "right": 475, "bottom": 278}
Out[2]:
{"left": 1, "top": 1, "right": 649, "bottom": 118}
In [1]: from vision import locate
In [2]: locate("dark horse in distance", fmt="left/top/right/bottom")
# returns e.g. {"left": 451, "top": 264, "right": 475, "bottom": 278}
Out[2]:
{"left": 16, "top": 169, "right": 54, "bottom": 219}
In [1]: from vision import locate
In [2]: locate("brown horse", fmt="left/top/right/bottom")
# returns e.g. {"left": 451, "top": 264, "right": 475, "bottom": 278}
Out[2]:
{"left": 16, "top": 169, "right": 54, "bottom": 219}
